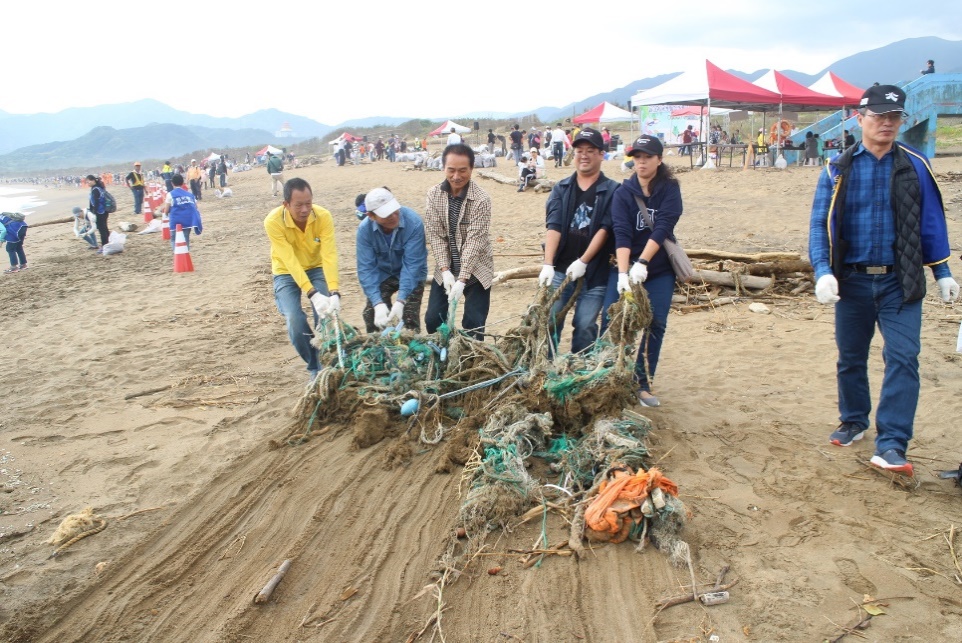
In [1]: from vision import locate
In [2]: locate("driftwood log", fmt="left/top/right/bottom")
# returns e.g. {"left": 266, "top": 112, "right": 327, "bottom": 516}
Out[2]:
{"left": 692, "top": 269, "right": 772, "bottom": 290}
{"left": 685, "top": 250, "right": 801, "bottom": 262}
{"left": 254, "top": 559, "right": 292, "bottom": 604}
{"left": 718, "top": 259, "right": 813, "bottom": 276}
{"left": 477, "top": 170, "right": 519, "bottom": 185}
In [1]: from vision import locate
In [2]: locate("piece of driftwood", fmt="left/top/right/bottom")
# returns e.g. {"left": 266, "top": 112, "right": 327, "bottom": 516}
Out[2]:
{"left": 693, "top": 269, "right": 772, "bottom": 290}
{"left": 477, "top": 170, "right": 519, "bottom": 185}
{"left": 29, "top": 216, "right": 73, "bottom": 228}
{"left": 686, "top": 250, "right": 801, "bottom": 262}
{"left": 718, "top": 259, "right": 812, "bottom": 275}
{"left": 492, "top": 266, "right": 541, "bottom": 285}
{"left": 254, "top": 559, "right": 292, "bottom": 604}
{"left": 655, "top": 579, "right": 739, "bottom": 609}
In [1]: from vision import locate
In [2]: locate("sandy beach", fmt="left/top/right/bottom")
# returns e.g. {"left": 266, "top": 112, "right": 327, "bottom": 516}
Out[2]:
{"left": 2, "top": 147, "right": 962, "bottom": 643}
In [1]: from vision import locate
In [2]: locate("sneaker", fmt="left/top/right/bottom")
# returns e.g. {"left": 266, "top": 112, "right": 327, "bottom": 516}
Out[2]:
{"left": 638, "top": 390, "right": 660, "bottom": 407}
{"left": 829, "top": 422, "right": 865, "bottom": 447}
{"left": 870, "top": 449, "right": 914, "bottom": 477}
{"left": 3, "top": 267, "right": 19, "bottom": 274}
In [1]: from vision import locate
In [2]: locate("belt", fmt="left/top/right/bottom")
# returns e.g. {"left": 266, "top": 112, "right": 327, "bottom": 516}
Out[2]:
{"left": 846, "top": 264, "right": 894, "bottom": 275}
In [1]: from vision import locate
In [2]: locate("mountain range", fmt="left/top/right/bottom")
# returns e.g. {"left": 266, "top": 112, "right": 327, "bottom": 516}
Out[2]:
{"left": 1, "top": 36, "right": 958, "bottom": 173}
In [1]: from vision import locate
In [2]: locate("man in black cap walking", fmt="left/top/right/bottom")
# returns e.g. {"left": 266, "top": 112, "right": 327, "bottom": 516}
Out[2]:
{"left": 809, "top": 84, "right": 958, "bottom": 477}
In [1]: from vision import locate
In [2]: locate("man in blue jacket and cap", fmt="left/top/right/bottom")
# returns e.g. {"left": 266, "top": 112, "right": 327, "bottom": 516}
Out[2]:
{"left": 809, "top": 84, "right": 959, "bottom": 477}
{"left": 357, "top": 187, "right": 428, "bottom": 332}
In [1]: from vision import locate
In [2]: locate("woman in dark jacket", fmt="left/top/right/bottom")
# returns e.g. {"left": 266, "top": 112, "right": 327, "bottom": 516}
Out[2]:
{"left": 86, "top": 174, "right": 110, "bottom": 250}
{"left": 602, "top": 135, "right": 683, "bottom": 407}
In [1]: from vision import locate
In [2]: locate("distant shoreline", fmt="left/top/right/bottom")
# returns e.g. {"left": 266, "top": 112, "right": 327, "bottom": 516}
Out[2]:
{"left": 1, "top": 184, "right": 91, "bottom": 225}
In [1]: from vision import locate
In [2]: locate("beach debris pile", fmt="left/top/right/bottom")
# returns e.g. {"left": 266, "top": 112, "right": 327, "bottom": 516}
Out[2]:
{"left": 288, "top": 280, "right": 688, "bottom": 569}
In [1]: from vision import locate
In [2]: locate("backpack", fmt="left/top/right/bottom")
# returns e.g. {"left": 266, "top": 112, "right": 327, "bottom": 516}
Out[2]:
{"left": 103, "top": 190, "right": 117, "bottom": 214}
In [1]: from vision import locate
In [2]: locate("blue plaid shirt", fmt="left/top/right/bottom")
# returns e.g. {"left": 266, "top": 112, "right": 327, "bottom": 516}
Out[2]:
{"left": 809, "top": 144, "right": 950, "bottom": 280}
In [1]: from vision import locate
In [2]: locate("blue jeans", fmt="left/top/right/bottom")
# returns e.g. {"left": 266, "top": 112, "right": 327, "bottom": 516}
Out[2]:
{"left": 601, "top": 268, "right": 675, "bottom": 392}
{"left": 170, "top": 227, "right": 191, "bottom": 250}
{"left": 219, "top": 173, "right": 226, "bottom": 188}
{"left": 6, "top": 241, "right": 26, "bottom": 267}
{"left": 273, "top": 268, "right": 330, "bottom": 373}
{"left": 553, "top": 142, "right": 564, "bottom": 166}
{"left": 424, "top": 280, "right": 491, "bottom": 341}
{"left": 131, "top": 186, "right": 144, "bottom": 214}
{"left": 835, "top": 269, "right": 922, "bottom": 454}
{"left": 549, "top": 273, "right": 606, "bottom": 354}
{"left": 82, "top": 231, "right": 99, "bottom": 248}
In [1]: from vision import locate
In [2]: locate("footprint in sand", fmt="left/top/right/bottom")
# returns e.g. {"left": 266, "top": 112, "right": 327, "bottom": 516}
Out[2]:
{"left": 834, "top": 557, "right": 877, "bottom": 595}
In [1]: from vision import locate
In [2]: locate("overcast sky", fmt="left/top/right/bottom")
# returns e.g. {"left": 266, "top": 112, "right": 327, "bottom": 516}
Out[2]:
{"left": 4, "top": 1, "right": 960, "bottom": 125}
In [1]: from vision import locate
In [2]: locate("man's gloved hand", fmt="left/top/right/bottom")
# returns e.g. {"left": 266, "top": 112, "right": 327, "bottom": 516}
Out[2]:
{"left": 373, "top": 303, "right": 391, "bottom": 328}
{"left": 937, "top": 277, "right": 960, "bottom": 302}
{"left": 629, "top": 261, "right": 648, "bottom": 284}
{"left": 309, "top": 292, "right": 331, "bottom": 318}
{"left": 815, "top": 275, "right": 840, "bottom": 304}
{"left": 449, "top": 280, "right": 465, "bottom": 302}
{"left": 616, "top": 273, "right": 631, "bottom": 294}
{"left": 566, "top": 259, "right": 587, "bottom": 280}
{"left": 441, "top": 270, "right": 456, "bottom": 295}
{"left": 327, "top": 293, "right": 341, "bottom": 316}
{"left": 389, "top": 301, "right": 405, "bottom": 324}
{"left": 538, "top": 264, "right": 555, "bottom": 287}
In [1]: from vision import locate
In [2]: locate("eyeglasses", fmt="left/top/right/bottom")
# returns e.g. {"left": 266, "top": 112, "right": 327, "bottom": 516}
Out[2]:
{"left": 863, "top": 111, "right": 907, "bottom": 123}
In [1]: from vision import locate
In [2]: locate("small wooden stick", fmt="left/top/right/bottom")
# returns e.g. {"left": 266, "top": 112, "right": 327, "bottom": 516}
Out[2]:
{"left": 655, "top": 580, "right": 739, "bottom": 610}
{"left": 254, "top": 559, "right": 292, "bottom": 604}
{"left": 712, "top": 565, "right": 730, "bottom": 590}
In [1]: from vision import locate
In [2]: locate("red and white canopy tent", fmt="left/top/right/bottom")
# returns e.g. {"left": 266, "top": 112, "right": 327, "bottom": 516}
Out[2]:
{"left": 751, "top": 70, "right": 851, "bottom": 156}
{"left": 572, "top": 101, "right": 636, "bottom": 124}
{"left": 256, "top": 145, "right": 284, "bottom": 156}
{"left": 429, "top": 120, "right": 471, "bottom": 137}
{"left": 631, "top": 60, "right": 784, "bottom": 166}
{"left": 807, "top": 71, "right": 864, "bottom": 104}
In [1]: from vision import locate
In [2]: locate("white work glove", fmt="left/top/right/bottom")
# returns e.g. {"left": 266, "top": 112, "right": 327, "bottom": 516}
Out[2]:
{"left": 441, "top": 270, "right": 456, "bottom": 295}
{"left": 616, "top": 273, "right": 631, "bottom": 294}
{"left": 629, "top": 261, "right": 648, "bottom": 284}
{"left": 373, "top": 303, "right": 391, "bottom": 328}
{"left": 538, "top": 264, "right": 555, "bottom": 287}
{"left": 566, "top": 259, "right": 588, "bottom": 280}
{"left": 327, "top": 293, "right": 341, "bottom": 316}
{"left": 389, "top": 300, "right": 404, "bottom": 324}
{"left": 815, "top": 275, "right": 840, "bottom": 304}
{"left": 309, "top": 292, "right": 330, "bottom": 318}
{"left": 937, "top": 277, "right": 960, "bottom": 302}
{"left": 449, "top": 280, "right": 466, "bottom": 302}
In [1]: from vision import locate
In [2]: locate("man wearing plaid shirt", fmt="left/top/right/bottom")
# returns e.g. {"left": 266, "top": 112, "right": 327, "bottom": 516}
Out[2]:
{"left": 423, "top": 143, "right": 493, "bottom": 340}
{"left": 809, "top": 84, "right": 958, "bottom": 477}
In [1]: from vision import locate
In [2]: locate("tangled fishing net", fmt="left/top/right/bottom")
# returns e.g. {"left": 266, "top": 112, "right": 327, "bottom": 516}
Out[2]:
{"left": 288, "top": 278, "right": 688, "bottom": 570}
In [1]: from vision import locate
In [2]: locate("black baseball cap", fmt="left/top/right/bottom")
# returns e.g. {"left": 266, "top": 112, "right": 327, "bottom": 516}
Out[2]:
{"left": 572, "top": 127, "right": 605, "bottom": 150}
{"left": 859, "top": 84, "right": 906, "bottom": 114}
{"left": 628, "top": 135, "right": 664, "bottom": 157}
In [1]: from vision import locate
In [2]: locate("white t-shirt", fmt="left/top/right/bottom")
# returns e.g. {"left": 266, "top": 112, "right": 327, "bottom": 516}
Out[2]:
{"left": 447, "top": 133, "right": 462, "bottom": 146}
{"left": 551, "top": 128, "right": 567, "bottom": 148}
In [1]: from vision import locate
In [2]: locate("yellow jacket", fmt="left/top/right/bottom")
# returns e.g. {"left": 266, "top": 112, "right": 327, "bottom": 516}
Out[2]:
{"left": 264, "top": 204, "right": 339, "bottom": 293}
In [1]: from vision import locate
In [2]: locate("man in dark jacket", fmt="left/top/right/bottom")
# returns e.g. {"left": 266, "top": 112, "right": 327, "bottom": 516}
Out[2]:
{"left": 538, "top": 128, "right": 617, "bottom": 354}
{"left": 809, "top": 84, "right": 958, "bottom": 477}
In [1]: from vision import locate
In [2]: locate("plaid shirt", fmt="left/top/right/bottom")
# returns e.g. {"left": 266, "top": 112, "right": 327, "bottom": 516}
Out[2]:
{"left": 809, "top": 144, "right": 950, "bottom": 280}
{"left": 425, "top": 179, "right": 494, "bottom": 288}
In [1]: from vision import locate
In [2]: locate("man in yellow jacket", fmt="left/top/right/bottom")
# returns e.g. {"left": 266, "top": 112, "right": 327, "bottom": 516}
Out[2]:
{"left": 264, "top": 177, "right": 340, "bottom": 381}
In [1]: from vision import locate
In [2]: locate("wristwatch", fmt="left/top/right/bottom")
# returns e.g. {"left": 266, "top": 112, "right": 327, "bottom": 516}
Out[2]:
{"left": 636, "top": 258, "right": 649, "bottom": 266}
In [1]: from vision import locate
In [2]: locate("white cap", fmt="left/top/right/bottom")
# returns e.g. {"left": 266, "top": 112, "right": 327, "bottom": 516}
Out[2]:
{"left": 364, "top": 187, "right": 401, "bottom": 218}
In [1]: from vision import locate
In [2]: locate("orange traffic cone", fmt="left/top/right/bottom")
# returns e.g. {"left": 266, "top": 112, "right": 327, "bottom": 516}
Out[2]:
{"left": 173, "top": 224, "right": 194, "bottom": 273}
{"left": 143, "top": 197, "right": 153, "bottom": 223}
{"left": 161, "top": 211, "right": 171, "bottom": 241}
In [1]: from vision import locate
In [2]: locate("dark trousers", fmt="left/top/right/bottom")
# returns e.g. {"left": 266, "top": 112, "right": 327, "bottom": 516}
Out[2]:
{"left": 131, "top": 186, "right": 144, "bottom": 214}
{"left": 95, "top": 212, "right": 110, "bottom": 246}
{"left": 189, "top": 179, "right": 202, "bottom": 200}
{"left": 424, "top": 280, "right": 491, "bottom": 341}
{"left": 361, "top": 277, "right": 425, "bottom": 333}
